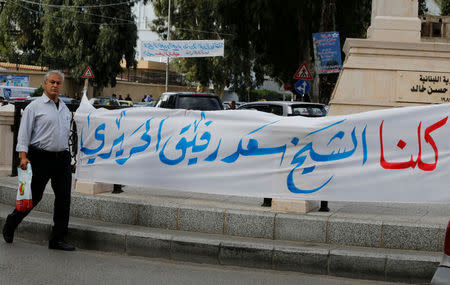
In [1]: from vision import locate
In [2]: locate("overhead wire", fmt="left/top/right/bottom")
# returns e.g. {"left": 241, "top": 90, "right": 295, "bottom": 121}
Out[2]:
{"left": 19, "top": 0, "right": 138, "bottom": 9}
{"left": 19, "top": 0, "right": 135, "bottom": 23}
{"left": 11, "top": 1, "right": 136, "bottom": 26}
{"left": 11, "top": 1, "right": 231, "bottom": 37}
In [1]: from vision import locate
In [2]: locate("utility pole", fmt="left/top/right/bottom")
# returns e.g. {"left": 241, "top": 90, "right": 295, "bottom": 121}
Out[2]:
{"left": 165, "top": 0, "right": 171, "bottom": 92}
{"left": 0, "top": 0, "right": 6, "bottom": 14}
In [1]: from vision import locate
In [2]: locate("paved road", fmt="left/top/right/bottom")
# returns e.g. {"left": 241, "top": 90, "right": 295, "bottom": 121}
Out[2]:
{"left": 0, "top": 240, "right": 406, "bottom": 285}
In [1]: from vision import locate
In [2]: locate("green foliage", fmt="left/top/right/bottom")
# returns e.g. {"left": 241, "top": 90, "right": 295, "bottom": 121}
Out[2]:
{"left": 0, "top": 0, "right": 43, "bottom": 65}
{"left": 443, "top": 0, "right": 450, "bottom": 15}
{"left": 0, "top": 0, "right": 146, "bottom": 89}
{"left": 419, "top": 0, "right": 428, "bottom": 15}
{"left": 152, "top": 0, "right": 371, "bottom": 98}
{"left": 40, "top": 0, "right": 140, "bottom": 88}
{"left": 30, "top": 85, "right": 44, "bottom": 97}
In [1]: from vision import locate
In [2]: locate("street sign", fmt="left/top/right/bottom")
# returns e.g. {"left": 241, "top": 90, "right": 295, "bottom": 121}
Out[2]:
{"left": 82, "top": 66, "right": 95, "bottom": 79}
{"left": 295, "top": 80, "right": 310, "bottom": 95}
{"left": 293, "top": 62, "right": 313, "bottom": 80}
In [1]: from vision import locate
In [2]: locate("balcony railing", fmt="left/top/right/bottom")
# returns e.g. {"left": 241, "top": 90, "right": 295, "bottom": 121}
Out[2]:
{"left": 421, "top": 15, "right": 450, "bottom": 41}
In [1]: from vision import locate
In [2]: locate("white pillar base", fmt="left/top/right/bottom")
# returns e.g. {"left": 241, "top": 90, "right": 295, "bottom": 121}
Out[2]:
{"left": 271, "top": 199, "right": 319, "bottom": 214}
{"left": 0, "top": 166, "right": 10, "bottom": 178}
{"left": 75, "top": 179, "right": 113, "bottom": 195}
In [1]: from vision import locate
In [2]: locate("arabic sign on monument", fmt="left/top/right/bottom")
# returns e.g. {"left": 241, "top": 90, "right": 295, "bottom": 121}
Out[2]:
{"left": 312, "top": 32, "right": 342, "bottom": 74}
{"left": 397, "top": 71, "right": 450, "bottom": 104}
{"left": 75, "top": 97, "right": 450, "bottom": 203}
{"left": 141, "top": 40, "right": 225, "bottom": 59}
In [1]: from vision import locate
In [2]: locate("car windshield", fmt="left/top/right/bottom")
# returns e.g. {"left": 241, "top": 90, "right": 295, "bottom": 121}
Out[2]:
{"left": 290, "top": 104, "right": 326, "bottom": 117}
{"left": 177, "top": 96, "right": 222, "bottom": 111}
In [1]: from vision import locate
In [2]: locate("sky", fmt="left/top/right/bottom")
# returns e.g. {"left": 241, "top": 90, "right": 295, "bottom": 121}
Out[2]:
{"left": 426, "top": 0, "right": 442, "bottom": 15}
{"left": 132, "top": 2, "right": 160, "bottom": 61}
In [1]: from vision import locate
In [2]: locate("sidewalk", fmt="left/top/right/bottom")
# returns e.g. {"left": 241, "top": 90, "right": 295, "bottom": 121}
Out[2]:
{"left": 0, "top": 176, "right": 447, "bottom": 283}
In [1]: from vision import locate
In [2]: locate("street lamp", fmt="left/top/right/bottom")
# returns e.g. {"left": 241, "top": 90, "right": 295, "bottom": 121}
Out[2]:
{"left": 0, "top": 0, "right": 5, "bottom": 15}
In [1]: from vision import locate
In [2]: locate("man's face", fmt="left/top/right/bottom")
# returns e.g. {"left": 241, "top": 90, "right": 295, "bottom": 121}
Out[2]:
{"left": 44, "top": 74, "right": 63, "bottom": 98}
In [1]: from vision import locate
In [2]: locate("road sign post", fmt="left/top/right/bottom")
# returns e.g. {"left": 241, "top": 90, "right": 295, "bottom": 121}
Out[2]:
{"left": 295, "top": 80, "right": 311, "bottom": 100}
{"left": 81, "top": 66, "right": 95, "bottom": 97}
{"left": 293, "top": 62, "right": 313, "bottom": 80}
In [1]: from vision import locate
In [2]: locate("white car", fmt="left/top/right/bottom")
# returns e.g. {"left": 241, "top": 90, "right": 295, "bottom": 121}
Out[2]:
{"left": 0, "top": 85, "right": 36, "bottom": 102}
{"left": 237, "top": 101, "right": 327, "bottom": 117}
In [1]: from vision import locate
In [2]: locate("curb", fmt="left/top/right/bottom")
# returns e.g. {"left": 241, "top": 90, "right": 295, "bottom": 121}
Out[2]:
{"left": 0, "top": 202, "right": 440, "bottom": 283}
{"left": 0, "top": 184, "right": 445, "bottom": 252}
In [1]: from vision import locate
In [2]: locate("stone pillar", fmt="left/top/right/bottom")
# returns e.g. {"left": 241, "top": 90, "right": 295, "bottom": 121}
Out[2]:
{"left": 367, "top": 0, "right": 421, "bottom": 42}
{"left": 329, "top": 0, "right": 450, "bottom": 116}
{"left": 0, "top": 104, "right": 14, "bottom": 177}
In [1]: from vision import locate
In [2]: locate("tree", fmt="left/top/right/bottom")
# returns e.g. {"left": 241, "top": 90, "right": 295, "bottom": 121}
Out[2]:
{"left": 0, "top": 0, "right": 43, "bottom": 65}
{"left": 419, "top": 0, "right": 428, "bottom": 15}
{"left": 152, "top": 0, "right": 261, "bottom": 95}
{"left": 443, "top": 0, "right": 450, "bottom": 15}
{"left": 151, "top": 0, "right": 371, "bottom": 102}
{"left": 0, "top": 0, "right": 145, "bottom": 89}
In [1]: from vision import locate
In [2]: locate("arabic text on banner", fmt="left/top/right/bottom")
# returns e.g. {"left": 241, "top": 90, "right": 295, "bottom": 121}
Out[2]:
{"left": 74, "top": 97, "right": 450, "bottom": 203}
{"left": 140, "top": 40, "right": 225, "bottom": 59}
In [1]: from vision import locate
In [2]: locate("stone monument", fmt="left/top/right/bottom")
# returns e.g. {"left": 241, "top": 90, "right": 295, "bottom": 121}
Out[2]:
{"left": 329, "top": 0, "right": 450, "bottom": 115}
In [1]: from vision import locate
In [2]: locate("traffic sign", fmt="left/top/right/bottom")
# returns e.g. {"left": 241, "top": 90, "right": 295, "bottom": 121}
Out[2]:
{"left": 293, "top": 62, "right": 313, "bottom": 80}
{"left": 295, "top": 80, "right": 310, "bottom": 95}
{"left": 82, "top": 66, "right": 95, "bottom": 79}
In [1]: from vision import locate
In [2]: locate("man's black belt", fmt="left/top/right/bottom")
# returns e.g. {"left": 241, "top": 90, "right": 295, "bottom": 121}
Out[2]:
{"left": 29, "top": 146, "right": 68, "bottom": 155}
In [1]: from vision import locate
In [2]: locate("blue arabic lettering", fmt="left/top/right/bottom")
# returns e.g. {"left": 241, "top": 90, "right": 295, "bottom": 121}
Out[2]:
{"left": 287, "top": 123, "right": 367, "bottom": 194}
{"left": 159, "top": 125, "right": 213, "bottom": 166}
{"left": 80, "top": 123, "right": 106, "bottom": 156}
{"left": 116, "top": 118, "right": 153, "bottom": 165}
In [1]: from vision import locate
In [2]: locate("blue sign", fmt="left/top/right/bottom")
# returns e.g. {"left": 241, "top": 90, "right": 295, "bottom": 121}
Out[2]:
{"left": 0, "top": 75, "right": 30, "bottom": 87}
{"left": 295, "top": 80, "right": 310, "bottom": 95}
{"left": 312, "top": 32, "right": 342, "bottom": 74}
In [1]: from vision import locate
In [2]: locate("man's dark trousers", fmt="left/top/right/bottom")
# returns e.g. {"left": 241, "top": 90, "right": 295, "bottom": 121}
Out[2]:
{"left": 6, "top": 147, "right": 72, "bottom": 241}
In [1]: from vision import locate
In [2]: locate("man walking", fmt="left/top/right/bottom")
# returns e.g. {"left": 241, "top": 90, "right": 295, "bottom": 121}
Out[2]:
{"left": 3, "top": 70, "right": 75, "bottom": 251}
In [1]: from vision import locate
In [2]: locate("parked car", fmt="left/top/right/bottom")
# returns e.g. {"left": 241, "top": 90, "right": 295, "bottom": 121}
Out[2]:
{"left": 134, "top": 101, "right": 155, "bottom": 107}
{"left": 223, "top": 101, "right": 243, "bottom": 110}
{"left": 1, "top": 86, "right": 36, "bottom": 103}
{"left": 237, "top": 101, "right": 327, "bottom": 117}
{"left": 431, "top": 221, "right": 450, "bottom": 284}
{"left": 89, "top": 97, "right": 120, "bottom": 106}
{"left": 155, "top": 92, "right": 223, "bottom": 111}
{"left": 118, "top": 100, "right": 134, "bottom": 107}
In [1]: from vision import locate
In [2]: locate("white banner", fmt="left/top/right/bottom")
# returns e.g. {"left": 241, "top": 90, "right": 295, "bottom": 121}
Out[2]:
{"left": 74, "top": 97, "right": 450, "bottom": 203}
{"left": 141, "top": 40, "right": 225, "bottom": 58}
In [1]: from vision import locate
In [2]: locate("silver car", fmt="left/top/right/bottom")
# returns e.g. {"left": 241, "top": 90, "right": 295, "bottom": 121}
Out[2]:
{"left": 431, "top": 221, "right": 450, "bottom": 284}
{"left": 237, "top": 101, "right": 327, "bottom": 117}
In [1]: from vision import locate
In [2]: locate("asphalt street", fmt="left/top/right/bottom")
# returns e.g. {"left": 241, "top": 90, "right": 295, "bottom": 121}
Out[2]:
{"left": 0, "top": 239, "right": 407, "bottom": 285}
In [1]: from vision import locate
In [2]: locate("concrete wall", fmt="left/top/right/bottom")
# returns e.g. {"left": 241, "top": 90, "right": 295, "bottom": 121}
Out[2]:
{"left": 0, "top": 104, "right": 14, "bottom": 177}
{"left": 2, "top": 69, "right": 194, "bottom": 102}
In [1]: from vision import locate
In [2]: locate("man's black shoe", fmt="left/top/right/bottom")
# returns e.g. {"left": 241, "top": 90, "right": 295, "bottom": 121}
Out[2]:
{"left": 2, "top": 223, "right": 14, "bottom": 243}
{"left": 48, "top": 240, "right": 75, "bottom": 251}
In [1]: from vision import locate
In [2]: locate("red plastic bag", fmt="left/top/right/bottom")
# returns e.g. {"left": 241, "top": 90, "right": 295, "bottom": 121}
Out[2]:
{"left": 16, "top": 163, "right": 33, "bottom": 212}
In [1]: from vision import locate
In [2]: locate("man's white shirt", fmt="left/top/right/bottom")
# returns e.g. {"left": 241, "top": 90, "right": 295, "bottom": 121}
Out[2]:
{"left": 16, "top": 94, "right": 71, "bottom": 153}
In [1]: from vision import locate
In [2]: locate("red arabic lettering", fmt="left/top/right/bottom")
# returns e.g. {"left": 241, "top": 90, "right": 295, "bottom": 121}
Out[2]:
{"left": 379, "top": 117, "right": 448, "bottom": 171}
